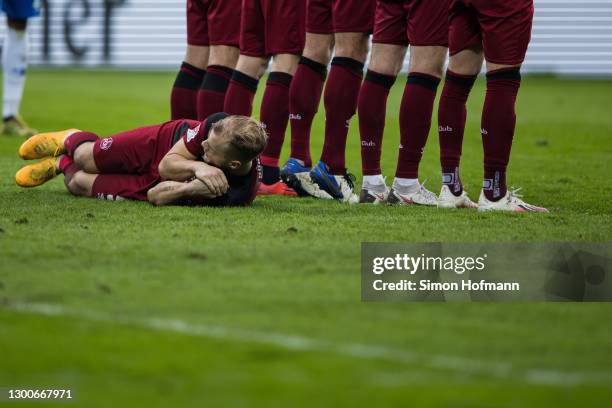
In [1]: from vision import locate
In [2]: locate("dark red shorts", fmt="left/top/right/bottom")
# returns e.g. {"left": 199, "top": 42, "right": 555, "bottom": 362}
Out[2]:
{"left": 240, "top": 0, "right": 306, "bottom": 57}
{"left": 373, "top": 0, "right": 450, "bottom": 46}
{"left": 449, "top": 0, "right": 534, "bottom": 65}
{"left": 91, "top": 120, "right": 199, "bottom": 201}
{"left": 307, "top": 0, "right": 375, "bottom": 34}
{"left": 187, "top": 0, "right": 242, "bottom": 47}
{"left": 92, "top": 174, "right": 159, "bottom": 202}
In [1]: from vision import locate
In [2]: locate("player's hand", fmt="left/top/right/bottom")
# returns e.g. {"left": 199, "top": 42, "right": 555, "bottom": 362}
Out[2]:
{"left": 188, "top": 178, "right": 219, "bottom": 199}
{"left": 194, "top": 164, "right": 229, "bottom": 197}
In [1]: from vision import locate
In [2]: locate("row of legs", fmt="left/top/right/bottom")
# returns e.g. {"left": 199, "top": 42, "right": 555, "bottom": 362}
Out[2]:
{"left": 171, "top": 32, "right": 521, "bottom": 202}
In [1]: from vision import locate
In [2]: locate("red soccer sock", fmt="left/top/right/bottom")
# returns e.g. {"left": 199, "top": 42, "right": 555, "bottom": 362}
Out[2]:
{"left": 438, "top": 70, "right": 478, "bottom": 196}
{"left": 395, "top": 72, "right": 441, "bottom": 179}
{"left": 482, "top": 68, "right": 522, "bottom": 201}
{"left": 320, "top": 57, "right": 364, "bottom": 174}
{"left": 223, "top": 70, "right": 259, "bottom": 116}
{"left": 289, "top": 57, "right": 327, "bottom": 168}
{"left": 171, "top": 62, "right": 206, "bottom": 120}
{"left": 64, "top": 132, "right": 99, "bottom": 157}
{"left": 260, "top": 72, "right": 293, "bottom": 173}
{"left": 58, "top": 155, "right": 80, "bottom": 182}
{"left": 358, "top": 70, "right": 396, "bottom": 176}
{"left": 197, "top": 65, "right": 233, "bottom": 120}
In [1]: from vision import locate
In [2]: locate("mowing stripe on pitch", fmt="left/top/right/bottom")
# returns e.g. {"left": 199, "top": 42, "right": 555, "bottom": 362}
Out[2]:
{"left": 5, "top": 302, "right": 612, "bottom": 386}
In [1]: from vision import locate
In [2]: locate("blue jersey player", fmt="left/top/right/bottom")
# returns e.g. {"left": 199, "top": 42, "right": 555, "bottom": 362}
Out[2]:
{"left": 1, "top": 0, "right": 39, "bottom": 137}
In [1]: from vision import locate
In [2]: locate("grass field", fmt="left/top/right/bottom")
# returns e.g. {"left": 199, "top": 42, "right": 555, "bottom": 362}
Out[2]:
{"left": 0, "top": 70, "right": 611, "bottom": 407}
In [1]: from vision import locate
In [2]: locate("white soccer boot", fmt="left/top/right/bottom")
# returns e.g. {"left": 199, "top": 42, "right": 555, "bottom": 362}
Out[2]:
{"left": 437, "top": 185, "right": 478, "bottom": 209}
{"left": 478, "top": 188, "right": 549, "bottom": 213}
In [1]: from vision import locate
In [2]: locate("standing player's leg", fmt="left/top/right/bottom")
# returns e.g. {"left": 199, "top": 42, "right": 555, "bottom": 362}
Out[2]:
{"left": 480, "top": 60, "right": 521, "bottom": 203}
{"left": 387, "top": 45, "right": 447, "bottom": 207}
{"left": 257, "top": 0, "right": 306, "bottom": 195}
{"left": 316, "top": 32, "right": 369, "bottom": 176}
{"left": 223, "top": 55, "right": 268, "bottom": 116}
{"left": 1, "top": 0, "right": 39, "bottom": 137}
{"left": 171, "top": 0, "right": 209, "bottom": 120}
{"left": 438, "top": 47, "right": 483, "bottom": 207}
{"left": 196, "top": 0, "right": 241, "bottom": 120}
{"left": 197, "top": 45, "right": 239, "bottom": 119}
{"left": 358, "top": 43, "right": 405, "bottom": 203}
{"left": 223, "top": 0, "right": 269, "bottom": 116}
{"left": 258, "top": 53, "right": 300, "bottom": 194}
{"left": 306, "top": 0, "right": 376, "bottom": 202}
{"left": 172, "top": 47, "right": 208, "bottom": 120}
{"left": 474, "top": 0, "right": 546, "bottom": 212}
{"left": 285, "top": 32, "right": 334, "bottom": 174}
{"left": 358, "top": 0, "right": 407, "bottom": 204}
{"left": 437, "top": 0, "right": 483, "bottom": 208}
{"left": 282, "top": 0, "right": 334, "bottom": 193}
{"left": 378, "top": 0, "right": 449, "bottom": 207}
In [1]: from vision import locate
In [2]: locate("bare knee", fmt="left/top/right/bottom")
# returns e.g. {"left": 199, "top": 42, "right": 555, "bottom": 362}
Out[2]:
{"left": 208, "top": 45, "right": 240, "bottom": 68}
{"left": 73, "top": 142, "right": 98, "bottom": 173}
{"left": 235, "top": 55, "right": 270, "bottom": 79}
{"left": 408, "top": 46, "right": 448, "bottom": 78}
{"left": 368, "top": 43, "right": 407, "bottom": 76}
{"left": 334, "top": 32, "right": 370, "bottom": 63}
{"left": 271, "top": 54, "right": 300, "bottom": 75}
{"left": 302, "top": 33, "right": 334, "bottom": 65}
{"left": 448, "top": 47, "right": 484, "bottom": 76}
{"left": 66, "top": 171, "right": 94, "bottom": 197}
{"left": 487, "top": 62, "right": 522, "bottom": 73}
{"left": 184, "top": 45, "right": 210, "bottom": 70}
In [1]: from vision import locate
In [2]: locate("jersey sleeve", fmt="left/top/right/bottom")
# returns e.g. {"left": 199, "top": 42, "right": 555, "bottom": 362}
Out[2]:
{"left": 182, "top": 112, "right": 230, "bottom": 158}
{"left": 182, "top": 122, "right": 205, "bottom": 157}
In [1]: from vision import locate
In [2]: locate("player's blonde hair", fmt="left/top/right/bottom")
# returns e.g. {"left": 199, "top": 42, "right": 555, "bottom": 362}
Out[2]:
{"left": 213, "top": 116, "right": 268, "bottom": 162}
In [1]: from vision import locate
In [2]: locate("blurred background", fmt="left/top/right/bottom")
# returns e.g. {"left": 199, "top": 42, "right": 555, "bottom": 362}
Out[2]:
{"left": 0, "top": 0, "right": 611, "bottom": 75}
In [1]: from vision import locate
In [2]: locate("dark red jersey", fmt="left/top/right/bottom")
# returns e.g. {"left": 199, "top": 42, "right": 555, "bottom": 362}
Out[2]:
{"left": 90, "top": 113, "right": 260, "bottom": 206}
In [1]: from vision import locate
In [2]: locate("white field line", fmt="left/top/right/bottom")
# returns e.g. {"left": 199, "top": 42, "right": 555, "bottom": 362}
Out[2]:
{"left": 5, "top": 302, "right": 612, "bottom": 387}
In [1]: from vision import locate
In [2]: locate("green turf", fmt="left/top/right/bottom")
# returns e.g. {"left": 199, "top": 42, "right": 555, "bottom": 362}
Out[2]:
{"left": 0, "top": 70, "right": 611, "bottom": 407}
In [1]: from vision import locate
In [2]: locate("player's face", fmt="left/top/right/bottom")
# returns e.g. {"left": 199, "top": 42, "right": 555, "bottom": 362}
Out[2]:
{"left": 201, "top": 129, "right": 239, "bottom": 169}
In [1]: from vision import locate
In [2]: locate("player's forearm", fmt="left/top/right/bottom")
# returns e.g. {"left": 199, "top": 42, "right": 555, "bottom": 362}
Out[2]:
{"left": 147, "top": 181, "right": 190, "bottom": 206}
{"left": 158, "top": 154, "right": 203, "bottom": 181}
{"left": 148, "top": 179, "right": 218, "bottom": 206}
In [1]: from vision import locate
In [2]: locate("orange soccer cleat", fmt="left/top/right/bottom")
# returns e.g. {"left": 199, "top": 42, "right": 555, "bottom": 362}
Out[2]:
{"left": 257, "top": 180, "right": 298, "bottom": 196}
{"left": 15, "top": 157, "right": 60, "bottom": 188}
{"left": 18, "top": 129, "right": 81, "bottom": 160}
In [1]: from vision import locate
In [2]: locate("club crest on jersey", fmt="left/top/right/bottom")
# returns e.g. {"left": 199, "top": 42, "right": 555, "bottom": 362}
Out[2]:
{"left": 186, "top": 124, "right": 201, "bottom": 142}
{"left": 100, "top": 138, "right": 113, "bottom": 150}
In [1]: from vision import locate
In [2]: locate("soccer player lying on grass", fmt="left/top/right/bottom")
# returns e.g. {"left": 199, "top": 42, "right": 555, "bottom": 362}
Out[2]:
{"left": 15, "top": 113, "right": 267, "bottom": 207}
